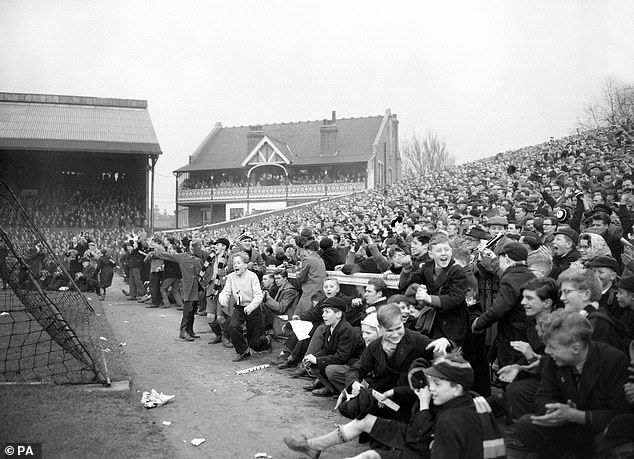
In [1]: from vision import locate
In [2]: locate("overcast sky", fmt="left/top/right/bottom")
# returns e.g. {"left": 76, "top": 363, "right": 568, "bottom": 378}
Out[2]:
{"left": 1, "top": 0, "right": 633, "bottom": 212}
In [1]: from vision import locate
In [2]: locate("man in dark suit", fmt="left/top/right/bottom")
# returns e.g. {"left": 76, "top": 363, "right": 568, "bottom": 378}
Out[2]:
{"left": 516, "top": 310, "right": 629, "bottom": 459}
{"left": 472, "top": 241, "right": 535, "bottom": 368}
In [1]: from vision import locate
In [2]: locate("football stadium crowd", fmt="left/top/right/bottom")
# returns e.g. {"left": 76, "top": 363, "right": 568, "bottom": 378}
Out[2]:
{"left": 16, "top": 126, "right": 634, "bottom": 458}
{"left": 180, "top": 168, "right": 366, "bottom": 189}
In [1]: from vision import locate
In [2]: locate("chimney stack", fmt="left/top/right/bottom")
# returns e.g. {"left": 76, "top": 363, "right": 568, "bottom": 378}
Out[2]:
{"left": 320, "top": 111, "right": 338, "bottom": 156}
{"left": 247, "top": 125, "right": 264, "bottom": 153}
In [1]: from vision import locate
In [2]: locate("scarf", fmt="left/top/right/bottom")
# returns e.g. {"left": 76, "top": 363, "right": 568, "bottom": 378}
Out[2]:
{"left": 473, "top": 395, "right": 506, "bottom": 459}
{"left": 199, "top": 252, "right": 227, "bottom": 298}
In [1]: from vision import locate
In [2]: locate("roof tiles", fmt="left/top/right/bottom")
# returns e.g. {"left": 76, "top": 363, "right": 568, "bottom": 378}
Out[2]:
{"left": 177, "top": 115, "right": 383, "bottom": 172}
{"left": 0, "top": 99, "right": 161, "bottom": 154}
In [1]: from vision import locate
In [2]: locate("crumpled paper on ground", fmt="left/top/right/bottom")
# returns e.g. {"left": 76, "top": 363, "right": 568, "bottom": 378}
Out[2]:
{"left": 141, "top": 389, "right": 175, "bottom": 409}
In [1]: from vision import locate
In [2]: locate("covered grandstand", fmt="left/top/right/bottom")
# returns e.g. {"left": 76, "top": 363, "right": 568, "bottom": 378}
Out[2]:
{"left": 0, "top": 92, "right": 162, "bottom": 231}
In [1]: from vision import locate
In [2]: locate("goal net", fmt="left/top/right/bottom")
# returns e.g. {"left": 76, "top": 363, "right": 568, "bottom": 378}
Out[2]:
{"left": 0, "top": 180, "right": 107, "bottom": 384}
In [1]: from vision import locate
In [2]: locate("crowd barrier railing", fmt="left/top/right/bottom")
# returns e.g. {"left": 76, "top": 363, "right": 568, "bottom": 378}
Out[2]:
{"left": 267, "top": 266, "right": 400, "bottom": 290}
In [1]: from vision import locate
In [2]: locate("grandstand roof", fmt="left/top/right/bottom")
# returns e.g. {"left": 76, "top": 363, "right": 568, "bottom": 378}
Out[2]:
{"left": 176, "top": 113, "right": 387, "bottom": 172}
{"left": 0, "top": 92, "right": 162, "bottom": 155}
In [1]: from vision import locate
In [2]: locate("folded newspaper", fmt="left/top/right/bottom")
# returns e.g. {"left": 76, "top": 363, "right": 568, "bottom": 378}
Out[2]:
{"left": 141, "top": 389, "right": 175, "bottom": 409}
{"left": 282, "top": 320, "right": 313, "bottom": 340}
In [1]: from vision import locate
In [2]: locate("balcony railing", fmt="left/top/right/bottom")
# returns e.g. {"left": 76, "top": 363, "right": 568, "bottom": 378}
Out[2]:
{"left": 177, "top": 182, "right": 365, "bottom": 203}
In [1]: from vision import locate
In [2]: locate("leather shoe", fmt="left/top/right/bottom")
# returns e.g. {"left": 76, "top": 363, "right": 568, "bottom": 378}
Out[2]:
{"left": 312, "top": 387, "right": 333, "bottom": 397}
{"left": 208, "top": 335, "right": 222, "bottom": 344}
{"left": 302, "top": 379, "right": 323, "bottom": 391}
{"left": 271, "top": 352, "right": 290, "bottom": 366}
{"left": 188, "top": 332, "right": 200, "bottom": 339}
{"left": 277, "top": 359, "right": 298, "bottom": 369}
{"left": 283, "top": 436, "right": 320, "bottom": 459}
{"left": 223, "top": 337, "right": 233, "bottom": 348}
{"left": 179, "top": 333, "right": 194, "bottom": 341}
{"left": 289, "top": 366, "right": 309, "bottom": 378}
{"left": 232, "top": 350, "right": 251, "bottom": 362}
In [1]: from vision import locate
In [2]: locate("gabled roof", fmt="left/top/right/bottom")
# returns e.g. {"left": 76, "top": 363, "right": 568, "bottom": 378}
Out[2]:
{"left": 176, "top": 114, "right": 385, "bottom": 172}
{"left": 241, "top": 135, "right": 292, "bottom": 166}
{"left": 0, "top": 92, "right": 162, "bottom": 155}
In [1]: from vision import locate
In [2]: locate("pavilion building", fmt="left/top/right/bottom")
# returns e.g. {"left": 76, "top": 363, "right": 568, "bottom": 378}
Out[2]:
{"left": 175, "top": 109, "right": 400, "bottom": 226}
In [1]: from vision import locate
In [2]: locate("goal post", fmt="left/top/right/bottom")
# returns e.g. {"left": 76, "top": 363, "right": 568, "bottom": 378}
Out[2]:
{"left": 0, "top": 180, "right": 107, "bottom": 384}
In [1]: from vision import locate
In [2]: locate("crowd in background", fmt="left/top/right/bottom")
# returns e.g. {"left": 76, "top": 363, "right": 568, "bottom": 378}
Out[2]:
{"left": 20, "top": 178, "right": 145, "bottom": 228}
{"left": 180, "top": 169, "right": 366, "bottom": 190}
{"left": 10, "top": 124, "right": 634, "bottom": 458}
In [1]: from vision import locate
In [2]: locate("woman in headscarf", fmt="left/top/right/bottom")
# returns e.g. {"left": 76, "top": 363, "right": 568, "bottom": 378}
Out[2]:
{"left": 576, "top": 232, "right": 611, "bottom": 266}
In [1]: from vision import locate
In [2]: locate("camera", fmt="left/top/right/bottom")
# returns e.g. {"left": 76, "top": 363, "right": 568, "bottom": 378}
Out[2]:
{"left": 408, "top": 368, "right": 428, "bottom": 389}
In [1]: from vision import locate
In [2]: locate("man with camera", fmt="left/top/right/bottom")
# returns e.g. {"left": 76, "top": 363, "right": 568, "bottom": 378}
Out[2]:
{"left": 342, "top": 233, "right": 391, "bottom": 275}
{"left": 285, "top": 351, "right": 492, "bottom": 459}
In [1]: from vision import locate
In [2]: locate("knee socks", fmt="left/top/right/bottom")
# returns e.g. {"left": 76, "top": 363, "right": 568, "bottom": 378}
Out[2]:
{"left": 307, "top": 424, "right": 349, "bottom": 451}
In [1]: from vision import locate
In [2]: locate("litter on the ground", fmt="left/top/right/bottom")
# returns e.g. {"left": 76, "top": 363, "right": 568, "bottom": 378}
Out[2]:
{"left": 119, "top": 342, "right": 126, "bottom": 347}
{"left": 255, "top": 453, "right": 271, "bottom": 458}
{"left": 141, "top": 389, "right": 175, "bottom": 409}
{"left": 0, "top": 312, "right": 9, "bottom": 316}
{"left": 236, "top": 364, "right": 270, "bottom": 375}
{"left": 123, "top": 320, "right": 129, "bottom": 323}
{"left": 162, "top": 421, "right": 171, "bottom": 426}
{"left": 191, "top": 438, "right": 206, "bottom": 446}
{"left": 99, "top": 336, "right": 107, "bottom": 341}
{"left": 159, "top": 315, "right": 166, "bottom": 318}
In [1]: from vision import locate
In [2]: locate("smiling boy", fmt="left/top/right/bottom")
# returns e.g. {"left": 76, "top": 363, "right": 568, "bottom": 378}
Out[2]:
{"left": 516, "top": 310, "right": 628, "bottom": 458}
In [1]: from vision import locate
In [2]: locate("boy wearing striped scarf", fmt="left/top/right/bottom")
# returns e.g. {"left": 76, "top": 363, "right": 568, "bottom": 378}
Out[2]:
{"left": 199, "top": 238, "right": 231, "bottom": 345}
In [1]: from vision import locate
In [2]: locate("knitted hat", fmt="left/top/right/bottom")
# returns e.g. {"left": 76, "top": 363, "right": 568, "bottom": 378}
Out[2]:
{"left": 499, "top": 241, "right": 528, "bottom": 262}
{"left": 423, "top": 354, "right": 474, "bottom": 388}
{"left": 554, "top": 208, "right": 571, "bottom": 223}
{"left": 237, "top": 232, "right": 253, "bottom": 242}
{"left": 360, "top": 313, "right": 380, "bottom": 333}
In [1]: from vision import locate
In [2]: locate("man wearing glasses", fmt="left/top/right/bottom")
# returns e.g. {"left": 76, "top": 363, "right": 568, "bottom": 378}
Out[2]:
{"left": 541, "top": 217, "right": 558, "bottom": 248}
